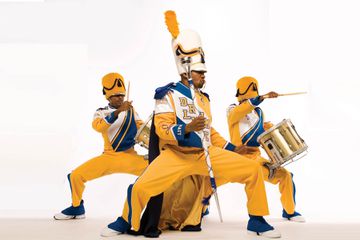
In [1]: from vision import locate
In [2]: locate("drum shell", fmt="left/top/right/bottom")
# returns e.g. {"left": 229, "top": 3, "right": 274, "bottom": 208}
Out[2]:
{"left": 257, "top": 119, "right": 307, "bottom": 167}
{"left": 135, "top": 114, "right": 153, "bottom": 149}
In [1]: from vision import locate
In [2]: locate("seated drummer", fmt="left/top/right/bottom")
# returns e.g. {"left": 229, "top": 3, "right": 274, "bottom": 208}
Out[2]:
{"left": 226, "top": 76, "right": 305, "bottom": 222}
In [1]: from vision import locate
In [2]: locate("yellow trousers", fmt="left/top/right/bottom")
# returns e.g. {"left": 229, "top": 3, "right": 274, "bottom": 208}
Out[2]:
{"left": 158, "top": 151, "right": 296, "bottom": 229}
{"left": 208, "top": 151, "right": 296, "bottom": 215}
{"left": 244, "top": 151, "right": 296, "bottom": 214}
{"left": 69, "top": 148, "right": 148, "bottom": 207}
{"left": 121, "top": 146, "right": 269, "bottom": 231}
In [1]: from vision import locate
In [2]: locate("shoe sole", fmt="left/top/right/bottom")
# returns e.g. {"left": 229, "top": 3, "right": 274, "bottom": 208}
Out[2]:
{"left": 247, "top": 230, "right": 281, "bottom": 238}
{"left": 53, "top": 214, "right": 85, "bottom": 220}
{"left": 100, "top": 229, "right": 125, "bottom": 237}
{"left": 282, "top": 217, "right": 306, "bottom": 223}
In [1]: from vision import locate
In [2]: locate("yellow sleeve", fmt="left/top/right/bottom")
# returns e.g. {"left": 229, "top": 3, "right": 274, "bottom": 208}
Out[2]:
{"left": 154, "top": 112, "right": 186, "bottom": 141}
{"left": 210, "top": 127, "right": 236, "bottom": 151}
{"left": 226, "top": 101, "right": 254, "bottom": 127}
{"left": 92, "top": 116, "right": 111, "bottom": 133}
{"left": 154, "top": 94, "right": 188, "bottom": 141}
{"left": 91, "top": 109, "right": 117, "bottom": 133}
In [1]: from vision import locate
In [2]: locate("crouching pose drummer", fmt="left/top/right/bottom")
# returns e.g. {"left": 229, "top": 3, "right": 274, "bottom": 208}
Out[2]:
{"left": 54, "top": 73, "right": 148, "bottom": 220}
{"left": 227, "top": 76, "right": 305, "bottom": 222}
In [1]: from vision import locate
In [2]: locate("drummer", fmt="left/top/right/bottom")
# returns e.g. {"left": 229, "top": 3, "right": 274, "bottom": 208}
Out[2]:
{"left": 226, "top": 76, "right": 305, "bottom": 222}
{"left": 54, "top": 72, "right": 148, "bottom": 220}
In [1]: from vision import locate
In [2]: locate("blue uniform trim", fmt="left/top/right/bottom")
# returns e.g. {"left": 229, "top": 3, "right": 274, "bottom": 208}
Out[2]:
{"left": 96, "top": 106, "right": 108, "bottom": 111}
{"left": 176, "top": 117, "right": 203, "bottom": 148}
{"left": 210, "top": 177, "right": 217, "bottom": 189}
{"left": 111, "top": 110, "right": 131, "bottom": 150}
{"left": 242, "top": 107, "right": 265, "bottom": 147}
{"left": 291, "top": 172, "right": 296, "bottom": 204}
{"left": 200, "top": 91, "right": 210, "bottom": 101}
{"left": 115, "top": 111, "right": 137, "bottom": 152}
{"left": 171, "top": 123, "right": 186, "bottom": 141}
{"left": 282, "top": 173, "right": 301, "bottom": 217}
{"left": 202, "top": 208, "right": 210, "bottom": 217}
{"left": 105, "top": 111, "right": 118, "bottom": 124}
{"left": 202, "top": 195, "right": 211, "bottom": 205}
{"left": 249, "top": 96, "right": 263, "bottom": 106}
{"left": 154, "top": 82, "right": 175, "bottom": 99}
{"left": 174, "top": 81, "right": 193, "bottom": 100}
{"left": 225, "top": 142, "right": 236, "bottom": 151}
{"left": 111, "top": 109, "right": 136, "bottom": 151}
{"left": 127, "top": 184, "right": 134, "bottom": 225}
{"left": 67, "top": 173, "right": 73, "bottom": 198}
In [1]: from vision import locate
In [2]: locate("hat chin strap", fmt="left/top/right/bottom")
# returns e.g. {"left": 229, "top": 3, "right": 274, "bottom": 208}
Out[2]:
{"left": 181, "top": 56, "right": 192, "bottom": 82}
{"left": 180, "top": 56, "right": 206, "bottom": 91}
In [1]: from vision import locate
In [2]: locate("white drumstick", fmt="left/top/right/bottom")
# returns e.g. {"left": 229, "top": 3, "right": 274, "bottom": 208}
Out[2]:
{"left": 263, "top": 91, "right": 307, "bottom": 99}
{"left": 126, "top": 81, "right": 131, "bottom": 101}
{"left": 278, "top": 91, "right": 307, "bottom": 97}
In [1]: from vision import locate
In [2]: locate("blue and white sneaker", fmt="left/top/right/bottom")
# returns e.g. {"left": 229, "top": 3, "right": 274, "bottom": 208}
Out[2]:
{"left": 247, "top": 215, "right": 281, "bottom": 238}
{"left": 53, "top": 200, "right": 85, "bottom": 220}
{"left": 101, "top": 217, "right": 131, "bottom": 237}
{"left": 282, "top": 210, "right": 305, "bottom": 222}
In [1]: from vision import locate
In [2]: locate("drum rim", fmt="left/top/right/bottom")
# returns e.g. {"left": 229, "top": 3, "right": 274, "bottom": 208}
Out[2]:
{"left": 257, "top": 118, "right": 292, "bottom": 143}
{"left": 135, "top": 113, "right": 153, "bottom": 140}
{"left": 280, "top": 145, "right": 308, "bottom": 163}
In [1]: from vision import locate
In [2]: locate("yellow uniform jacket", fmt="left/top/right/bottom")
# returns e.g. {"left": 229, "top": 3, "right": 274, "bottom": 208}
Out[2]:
{"left": 154, "top": 81, "right": 235, "bottom": 151}
{"left": 92, "top": 105, "right": 143, "bottom": 152}
{"left": 227, "top": 97, "right": 272, "bottom": 147}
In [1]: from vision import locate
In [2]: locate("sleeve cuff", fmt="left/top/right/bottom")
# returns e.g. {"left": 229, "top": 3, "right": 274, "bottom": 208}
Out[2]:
{"left": 224, "top": 142, "right": 236, "bottom": 151}
{"left": 104, "top": 111, "right": 118, "bottom": 124}
{"left": 171, "top": 124, "right": 186, "bottom": 141}
{"left": 249, "top": 96, "right": 263, "bottom": 106}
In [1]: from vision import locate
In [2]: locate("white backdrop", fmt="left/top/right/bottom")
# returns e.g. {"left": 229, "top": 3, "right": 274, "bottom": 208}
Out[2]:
{"left": 0, "top": 0, "right": 359, "bottom": 223}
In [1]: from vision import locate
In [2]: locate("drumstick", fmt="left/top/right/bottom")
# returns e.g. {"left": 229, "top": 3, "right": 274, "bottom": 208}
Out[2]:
{"left": 278, "top": 91, "right": 307, "bottom": 97}
{"left": 126, "top": 81, "right": 131, "bottom": 101}
{"left": 263, "top": 91, "right": 307, "bottom": 99}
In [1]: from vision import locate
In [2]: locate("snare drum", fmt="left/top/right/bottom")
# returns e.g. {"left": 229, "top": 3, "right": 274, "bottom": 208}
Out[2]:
{"left": 135, "top": 114, "right": 153, "bottom": 149}
{"left": 257, "top": 119, "right": 308, "bottom": 168}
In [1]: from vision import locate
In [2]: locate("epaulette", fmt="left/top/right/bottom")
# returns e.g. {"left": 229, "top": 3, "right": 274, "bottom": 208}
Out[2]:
{"left": 200, "top": 91, "right": 210, "bottom": 101}
{"left": 154, "top": 82, "right": 175, "bottom": 99}
{"left": 226, "top": 104, "right": 236, "bottom": 115}
{"left": 96, "top": 106, "right": 108, "bottom": 111}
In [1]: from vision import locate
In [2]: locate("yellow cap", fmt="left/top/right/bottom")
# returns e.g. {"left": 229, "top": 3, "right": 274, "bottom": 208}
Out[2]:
{"left": 102, "top": 72, "right": 126, "bottom": 99}
{"left": 235, "top": 76, "right": 259, "bottom": 101}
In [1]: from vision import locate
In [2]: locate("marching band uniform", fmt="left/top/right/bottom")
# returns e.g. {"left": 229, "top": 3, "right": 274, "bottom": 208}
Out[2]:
{"left": 227, "top": 76, "right": 305, "bottom": 222}
{"left": 54, "top": 73, "right": 147, "bottom": 220}
{"left": 102, "top": 11, "right": 281, "bottom": 238}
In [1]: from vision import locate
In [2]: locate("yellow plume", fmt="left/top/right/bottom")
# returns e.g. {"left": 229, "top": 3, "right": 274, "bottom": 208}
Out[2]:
{"left": 164, "top": 10, "right": 179, "bottom": 38}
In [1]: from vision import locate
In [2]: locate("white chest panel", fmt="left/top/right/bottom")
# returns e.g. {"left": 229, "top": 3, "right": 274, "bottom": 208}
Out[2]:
{"left": 239, "top": 110, "right": 259, "bottom": 138}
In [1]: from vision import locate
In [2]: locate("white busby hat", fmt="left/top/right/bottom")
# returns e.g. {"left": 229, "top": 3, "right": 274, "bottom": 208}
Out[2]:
{"left": 164, "top": 11, "right": 207, "bottom": 75}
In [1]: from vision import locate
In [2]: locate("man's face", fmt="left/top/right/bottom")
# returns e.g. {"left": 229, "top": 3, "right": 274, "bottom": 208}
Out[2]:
{"left": 108, "top": 94, "right": 125, "bottom": 108}
{"left": 191, "top": 70, "right": 206, "bottom": 89}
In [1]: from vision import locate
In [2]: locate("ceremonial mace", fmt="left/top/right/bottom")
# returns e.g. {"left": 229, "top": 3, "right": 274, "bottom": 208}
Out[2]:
{"left": 182, "top": 57, "right": 224, "bottom": 223}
